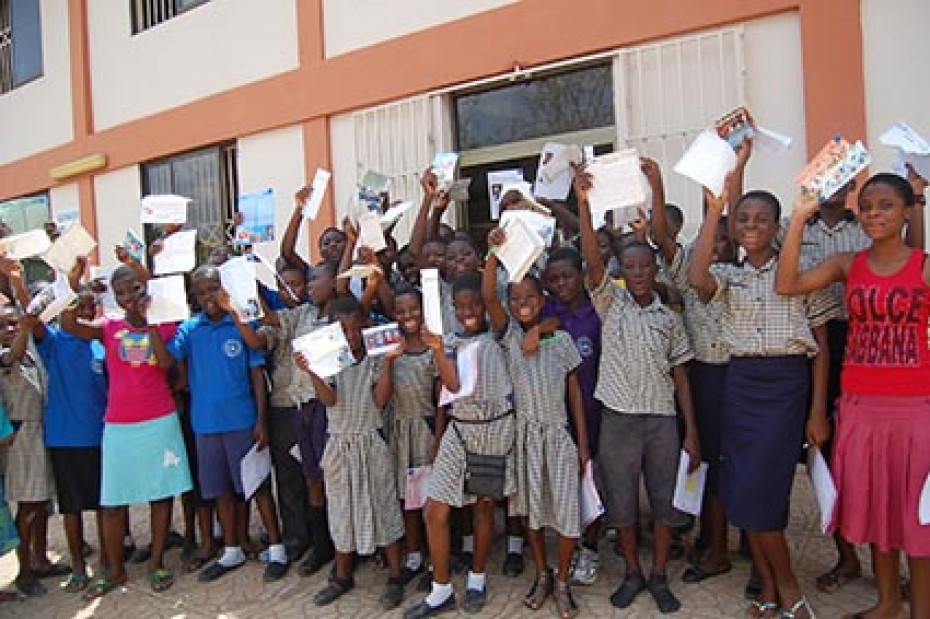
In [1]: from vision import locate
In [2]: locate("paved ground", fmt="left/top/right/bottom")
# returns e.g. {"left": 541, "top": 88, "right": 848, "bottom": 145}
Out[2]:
{"left": 0, "top": 470, "right": 896, "bottom": 618}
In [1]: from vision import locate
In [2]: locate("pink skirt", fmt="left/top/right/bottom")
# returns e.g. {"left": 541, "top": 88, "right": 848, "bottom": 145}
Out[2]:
{"left": 831, "top": 394, "right": 930, "bottom": 556}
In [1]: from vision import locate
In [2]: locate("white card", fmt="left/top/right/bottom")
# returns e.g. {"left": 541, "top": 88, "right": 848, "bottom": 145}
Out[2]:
{"left": 493, "top": 217, "right": 545, "bottom": 283}
{"left": 153, "top": 229, "right": 197, "bottom": 275}
{"left": 146, "top": 275, "right": 191, "bottom": 325}
{"left": 753, "top": 126, "right": 793, "bottom": 157}
{"left": 499, "top": 210, "right": 556, "bottom": 247}
{"left": 404, "top": 465, "right": 431, "bottom": 511}
{"left": 586, "top": 149, "right": 649, "bottom": 216}
{"left": 0, "top": 229, "right": 52, "bottom": 260}
{"left": 358, "top": 212, "right": 387, "bottom": 252}
{"left": 438, "top": 341, "right": 479, "bottom": 406}
{"left": 302, "top": 169, "right": 331, "bottom": 221}
{"left": 218, "top": 256, "right": 263, "bottom": 321}
{"left": 807, "top": 446, "right": 837, "bottom": 534}
{"left": 421, "top": 268, "right": 443, "bottom": 336}
{"left": 880, "top": 121, "right": 930, "bottom": 156}
{"left": 141, "top": 194, "right": 190, "bottom": 225}
{"left": 580, "top": 460, "right": 605, "bottom": 528}
{"left": 42, "top": 223, "right": 97, "bottom": 273}
{"left": 674, "top": 130, "right": 738, "bottom": 197}
{"left": 292, "top": 322, "right": 355, "bottom": 378}
{"left": 240, "top": 444, "right": 272, "bottom": 500}
{"left": 672, "top": 450, "right": 708, "bottom": 516}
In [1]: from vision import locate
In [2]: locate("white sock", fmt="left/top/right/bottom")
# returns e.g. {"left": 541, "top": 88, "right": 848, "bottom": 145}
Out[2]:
{"left": 507, "top": 535, "right": 524, "bottom": 554}
{"left": 466, "top": 570, "right": 486, "bottom": 591}
{"left": 217, "top": 546, "right": 245, "bottom": 567}
{"left": 461, "top": 535, "right": 474, "bottom": 553}
{"left": 426, "top": 581, "right": 453, "bottom": 606}
{"left": 267, "top": 543, "right": 287, "bottom": 564}
{"left": 406, "top": 551, "right": 423, "bottom": 571}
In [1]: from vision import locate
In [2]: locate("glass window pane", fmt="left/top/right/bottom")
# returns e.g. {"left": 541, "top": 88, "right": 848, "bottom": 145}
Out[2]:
{"left": 455, "top": 63, "right": 614, "bottom": 151}
{"left": 10, "top": 0, "right": 41, "bottom": 87}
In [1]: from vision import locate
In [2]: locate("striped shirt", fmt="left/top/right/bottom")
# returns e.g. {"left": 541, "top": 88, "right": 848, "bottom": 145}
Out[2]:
{"left": 326, "top": 355, "right": 383, "bottom": 435}
{"left": 664, "top": 245, "right": 728, "bottom": 365}
{"left": 263, "top": 304, "right": 328, "bottom": 408}
{"left": 710, "top": 256, "right": 841, "bottom": 357}
{"left": 588, "top": 274, "right": 693, "bottom": 416}
{"left": 447, "top": 331, "right": 513, "bottom": 421}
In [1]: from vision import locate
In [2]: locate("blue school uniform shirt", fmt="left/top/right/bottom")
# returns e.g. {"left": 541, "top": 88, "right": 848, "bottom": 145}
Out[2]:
{"left": 35, "top": 325, "right": 106, "bottom": 447}
{"left": 168, "top": 313, "right": 265, "bottom": 434}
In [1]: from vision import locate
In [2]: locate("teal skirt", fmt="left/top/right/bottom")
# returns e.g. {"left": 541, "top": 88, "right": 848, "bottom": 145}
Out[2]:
{"left": 0, "top": 477, "right": 19, "bottom": 556}
{"left": 101, "top": 413, "right": 193, "bottom": 507}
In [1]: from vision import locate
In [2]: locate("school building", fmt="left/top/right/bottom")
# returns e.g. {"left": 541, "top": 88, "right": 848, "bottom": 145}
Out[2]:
{"left": 0, "top": 0, "right": 926, "bottom": 267}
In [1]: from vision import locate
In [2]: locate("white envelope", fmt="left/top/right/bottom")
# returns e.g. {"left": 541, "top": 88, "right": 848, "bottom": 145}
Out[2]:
{"left": 420, "top": 268, "right": 443, "bottom": 336}
{"left": 0, "top": 229, "right": 52, "bottom": 260}
{"left": 292, "top": 322, "right": 355, "bottom": 378}
{"left": 153, "top": 229, "right": 197, "bottom": 275}
{"left": 438, "top": 341, "right": 479, "bottom": 406}
{"left": 240, "top": 444, "right": 272, "bottom": 500}
{"left": 807, "top": 446, "right": 837, "bottom": 534}
{"left": 141, "top": 194, "right": 190, "bottom": 225}
{"left": 358, "top": 212, "right": 387, "bottom": 252}
{"left": 580, "top": 460, "right": 605, "bottom": 528}
{"left": 586, "top": 149, "right": 649, "bottom": 216}
{"left": 218, "top": 256, "right": 263, "bottom": 321}
{"left": 42, "top": 223, "right": 97, "bottom": 273}
{"left": 672, "top": 450, "right": 708, "bottom": 516}
{"left": 880, "top": 121, "right": 930, "bottom": 156}
{"left": 674, "top": 130, "right": 738, "bottom": 197}
{"left": 302, "top": 169, "right": 331, "bottom": 221}
{"left": 146, "top": 275, "right": 191, "bottom": 325}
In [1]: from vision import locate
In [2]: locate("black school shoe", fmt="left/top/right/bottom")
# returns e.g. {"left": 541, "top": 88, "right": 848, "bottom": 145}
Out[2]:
{"left": 462, "top": 586, "right": 487, "bottom": 614}
{"left": 403, "top": 594, "right": 457, "bottom": 619}
{"left": 313, "top": 575, "right": 354, "bottom": 606}
{"left": 502, "top": 552, "right": 525, "bottom": 577}
{"left": 380, "top": 577, "right": 405, "bottom": 610}
{"left": 198, "top": 560, "right": 244, "bottom": 583}
{"left": 263, "top": 560, "right": 289, "bottom": 582}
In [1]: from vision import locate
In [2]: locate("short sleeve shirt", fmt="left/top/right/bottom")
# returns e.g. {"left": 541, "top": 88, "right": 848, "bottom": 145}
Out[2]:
{"left": 102, "top": 319, "right": 177, "bottom": 424}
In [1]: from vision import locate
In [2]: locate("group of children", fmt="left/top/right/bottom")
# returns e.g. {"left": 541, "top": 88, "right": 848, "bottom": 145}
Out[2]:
{"left": 0, "top": 135, "right": 926, "bottom": 619}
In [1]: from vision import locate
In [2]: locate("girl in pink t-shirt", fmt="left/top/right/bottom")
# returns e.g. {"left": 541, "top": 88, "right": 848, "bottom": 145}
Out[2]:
{"left": 63, "top": 265, "right": 192, "bottom": 599}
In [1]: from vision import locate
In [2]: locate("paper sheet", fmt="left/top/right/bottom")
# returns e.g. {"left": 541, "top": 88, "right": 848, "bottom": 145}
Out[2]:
{"left": 240, "top": 444, "right": 272, "bottom": 500}
{"left": 537, "top": 142, "right": 584, "bottom": 184}
{"left": 580, "top": 460, "right": 605, "bottom": 528}
{"left": 302, "top": 169, "right": 331, "bottom": 221}
{"left": 880, "top": 121, "right": 930, "bottom": 155}
{"left": 234, "top": 188, "right": 276, "bottom": 246}
{"left": 380, "top": 201, "right": 413, "bottom": 228}
{"left": 920, "top": 472, "right": 930, "bottom": 525}
{"left": 218, "top": 256, "right": 263, "bottom": 321}
{"left": 586, "top": 149, "right": 648, "bottom": 218}
{"left": 499, "top": 209, "right": 556, "bottom": 247}
{"left": 672, "top": 450, "right": 708, "bottom": 516}
{"left": 753, "top": 126, "right": 793, "bottom": 157}
{"left": 421, "top": 268, "right": 444, "bottom": 336}
{"left": 292, "top": 322, "right": 355, "bottom": 378}
{"left": 674, "top": 131, "right": 738, "bottom": 197}
{"left": 362, "top": 322, "right": 402, "bottom": 356}
{"left": 146, "top": 275, "right": 191, "bottom": 325}
{"left": 807, "top": 446, "right": 837, "bottom": 534}
{"left": 153, "top": 229, "right": 197, "bottom": 275}
{"left": 438, "top": 341, "right": 479, "bottom": 406}
{"left": 487, "top": 169, "right": 525, "bottom": 220}
{"left": 357, "top": 212, "right": 387, "bottom": 252}
{"left": 432, "top": 152, "right": 459, "bottom": 191}
{"left": 141, "top": 194, "right": 189, "bottom": 225}
{"left": 493, "top": 217, "right": 545, "bottom": 283}
{"left": 42, "top": 223, "right": 97, "bottom": 273}
{"left": 0, "top": 229, "right": 52, "bottom": 260}
{"left": 404, "top": 465, "right": 432, "bottom": 511}
{"left": 893, "top": 152, "right": 930, "bottom": 182}
{"left": 337, "top": 264, "right": 377, "bottom": 280}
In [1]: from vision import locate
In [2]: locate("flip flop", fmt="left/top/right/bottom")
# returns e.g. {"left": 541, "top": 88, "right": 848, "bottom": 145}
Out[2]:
{"left": 14, "top": 577, "right": 46, "bottom": 597}
{"left": 148, "top": 568, "right": 175, "bottom": 593}
{"left": 682, "top": 562, "right": 732, "bottom": 583}
{"left": 61, "top": 572, "right": 90, "bottom": 593}
{"left": 815, "top": 566, "right": 860, "bottom": 593}
{"left": 81, "top": 576, "right": 125, "bottom": 602}
{"left": 33, "top": 562, "right": 72, "bottom": 579}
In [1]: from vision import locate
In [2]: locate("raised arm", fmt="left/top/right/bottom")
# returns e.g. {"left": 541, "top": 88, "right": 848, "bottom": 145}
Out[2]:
{"left": 774, "top": 193, "right": 850, "bottom": 296}
{"left": 641, "top": 158, "right": 676, "bottom": 262}
{"left": 0, "top": 255, "right": 29, "bottom": 309}
{"left": 906, "top": 164, "right": 927, "bottom": 250}
{"left": 281, "top": 187, "right": 311, "bottom": 272}
{"left": 60, "top": 305, "right": 103, "bottom": 342}
{"left": 482, "top": 229, "right": 509, "bottom": 334}
{"left": 115, "top": 245, "right": 150, "bottom": 283}
{"left": 216, "top": 288, "right": 268, "bottom": 350}
{"left": 688, "top": 188, "right": 727, "bottom": 301}
{"left": 408, "top": 169, "right": 439, "bottom": 259}
{"left": 334, "top": 217, "right": 358, "bottom": 297}
{"left": 725, "top": 138, "right": 752, "bottom": 246}
{"left": 422, "top": 327, "right": 459, "bottom": 393}
{"left": 574, "top": 168, "right": 605, "bottom": 287}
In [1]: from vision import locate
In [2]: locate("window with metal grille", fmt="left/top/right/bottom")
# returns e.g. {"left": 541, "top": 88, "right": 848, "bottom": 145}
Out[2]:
{"left": 141, "top": 143, "right": 237, "bottom": 265}
{"left": 0, "top": 0, "right": 43, "bottom": 94}
{"left": 131, "top": 0, "right": 209, "bottom": 34}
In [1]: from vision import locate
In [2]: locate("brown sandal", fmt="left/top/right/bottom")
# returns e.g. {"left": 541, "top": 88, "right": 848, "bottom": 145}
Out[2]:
{"left": 523, "top": 569, "right": 553, "bottom": 610}
{"left": 555, "top": 580, "right": 579, "bottom": 618}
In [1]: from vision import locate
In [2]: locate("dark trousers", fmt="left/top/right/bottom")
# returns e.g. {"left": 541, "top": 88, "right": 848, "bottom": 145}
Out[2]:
{"left": 269, "top": 406, "right": 310, "bottom": 553}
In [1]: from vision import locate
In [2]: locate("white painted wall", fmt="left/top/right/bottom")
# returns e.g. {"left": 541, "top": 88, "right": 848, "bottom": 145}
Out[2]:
{"left": 329, "top": 113, "right": 358, "bottom": 237}
{"left": 0, "top": 0, "right": 72, "bottom": 165}
{"left": 94, "top": 166, "right": 143, "bottom": 271}
{"left": 88, "top": 0, "right": 298, "bottom": 130}
{"left": 236, "top": 124, "right": 308, "bottom": 265}
{"left": 49, "top": 182, "right": 79, "bottom": 218}
{"left": 323, "top": 0, "right": 516, "bottom": 57}
{"left": 862, "top": 0, "right": 930, "bottom": 172}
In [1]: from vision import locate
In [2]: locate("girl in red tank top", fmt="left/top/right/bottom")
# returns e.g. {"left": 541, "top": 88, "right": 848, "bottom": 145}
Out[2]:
{"left": 777, "top": 172, "right": 930, "bottom": 619}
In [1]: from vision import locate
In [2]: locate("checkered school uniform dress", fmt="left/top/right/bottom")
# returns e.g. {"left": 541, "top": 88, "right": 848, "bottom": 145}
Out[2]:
{"left": 0, "top": 345, "right": 53, "bottom": 503}
{"left": 665, "top": 245, "right": 728, "bottom": 365}
{"left": 388, "top": 350, "right": 437, "bottom": 500}
{"left": 503, "top": 323, "right": 582, "bottom": 538}
{"left": 322, "top": 355, "right": 404, "bottom": 555}
{"left": 710, "top": 257, "right": 840, "bottom": 356}
{"left": 263, "top": 304, "right": 328, "bottom": 407}
{"left": 427, "top": 331, "right": 515, "bottom": 507}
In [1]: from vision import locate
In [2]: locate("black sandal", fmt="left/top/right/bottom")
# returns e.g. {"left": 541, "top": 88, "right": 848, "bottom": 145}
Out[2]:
{"left": 646, "top": 574, "right": 682, "bottom": 614}
{"left": 555, "top": 581, "right": 579, "bottom": 618}
{"left": 523, "top": 569, "right": 553, "bottom": 610}
{"left": 313, "top": 575, "right": 355, "bottom": 606}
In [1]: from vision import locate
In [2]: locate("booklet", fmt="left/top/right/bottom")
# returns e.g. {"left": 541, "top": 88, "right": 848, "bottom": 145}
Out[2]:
{"left": 240, "top": 444, "right": 272, "bottom": 500}
{"left": 140, "top": 194, "right": 190, "bottom": 225}
{"left": 432, "top": 152, "right": 459, "bottom": 191}
{"left": 580, "top": 460, "right": 605, "bottom": 528}
{"left": 405, "top": 465, "right": 432, "bottom": 511}
{"left": 807, "top": 446, "right": 837, "bottom": 534}
{"left": 421, "top": 268, "right": 444, "bottom": 336}
{"left": 0, "top": 229, "right": 52, "bottom": 260}
{"left": 292, "top": 322, "right": 355, "bottom": 378}
{"left": 147, "top": 275, "right": 191, "bottom": 325}
{"left": 362, "top": 322, "right": 402, "bottom": 356}
{"left": 487, "top": 169, "right": 525, "bottom": 219}
{"left": 585, "top": 149, "right": 649, "bottom": 226}
{"left": 499, "top": 209, "right": 556, "bottom": 247}
{"left": 357, "top": 211, "right": 387, "bottom": 252}
{"left": 796, "top": 137, "right": 871, "bottom": 202}
{"left": 492, "top": 217, "right": 545, "bottom": 283}
{"left": 218, "top": 256, "right": 263, "bottom": 321}
{"left": 302, "top": 169, "right": 332, "bottom": 221}
{"left": 438, "top": 341, "right": 479, "bottom": 406}
{"left": 41, "top": 223, "right": 97, "bottom": 273}
{"left": 153, "top": 229, "right": 197, "bottom": 275}
{"left": 716, "top": 106, "right": 755, "bottom": 149}
{"left": 234, "top": 188, "right": 276, "bottom": 246}
{"left": 672, "top": 450, "right": 708, "bottom": 516}
{"left": 122, "top": 229, "right": 146, "bottom": 264}
{"left": 674, "top": 130, "right": 738, "bottom": 197}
